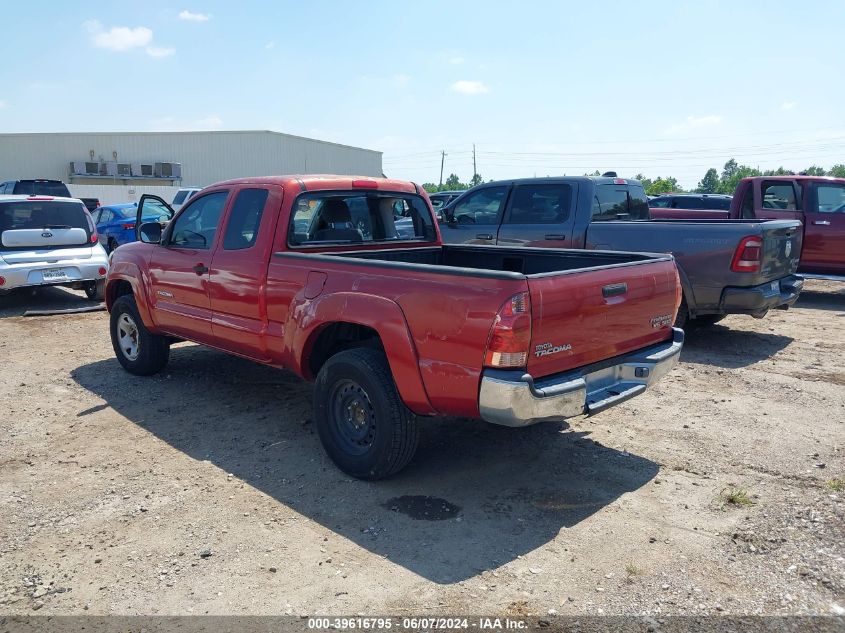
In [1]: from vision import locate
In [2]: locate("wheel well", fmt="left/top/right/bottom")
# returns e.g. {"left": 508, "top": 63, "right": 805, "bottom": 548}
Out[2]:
{"left": 308, "top": 322, "right": 383, "bottom": 378}
{"left": 108, "top": 279, "right": 133, "bottom": 306}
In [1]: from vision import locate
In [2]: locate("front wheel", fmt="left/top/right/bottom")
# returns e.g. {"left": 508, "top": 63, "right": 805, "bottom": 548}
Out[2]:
{"left": 314, "top": 348, "right": 419, "bottom": 480}
{"left": 109, "top": 294, "right": 170, "bottom": 375}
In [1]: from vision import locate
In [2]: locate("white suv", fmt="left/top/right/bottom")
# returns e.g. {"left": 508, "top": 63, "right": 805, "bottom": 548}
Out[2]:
{"left": 0, "top": 196, "right": 110, "bottom": 300}
{"left": 171, "top": 187, "right": 202, "bottom": 212}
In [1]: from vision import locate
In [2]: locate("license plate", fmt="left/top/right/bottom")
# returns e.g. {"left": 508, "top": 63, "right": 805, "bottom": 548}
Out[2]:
{"left": 42, "top": 268, "right": 68, "bottom": 282}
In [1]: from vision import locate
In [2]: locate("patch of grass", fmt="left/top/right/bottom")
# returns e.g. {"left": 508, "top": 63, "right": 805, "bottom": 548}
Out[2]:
{"left": 720, "top": 486, "right": 754, "bottom": 507}
{"left": 826, "top": 478, "right": 844, "bottom": 492}
{"left": 625, "top": 562, "right": 642, "bottom": 578}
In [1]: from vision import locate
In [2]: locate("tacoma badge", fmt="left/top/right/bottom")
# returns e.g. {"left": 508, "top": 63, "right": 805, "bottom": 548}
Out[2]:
{"left": 535, "top": 342, "right": 572, "bottom": 357}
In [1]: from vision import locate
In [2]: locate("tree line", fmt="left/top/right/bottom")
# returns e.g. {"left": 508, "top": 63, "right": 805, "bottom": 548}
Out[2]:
{"left": 421, "top": 160, "right": 845, "bottom": 196}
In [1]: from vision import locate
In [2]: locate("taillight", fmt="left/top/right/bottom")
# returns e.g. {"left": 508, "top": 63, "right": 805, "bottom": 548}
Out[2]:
{"left": 90, "top": 232, "right": 98, "bottom": 244}
{"left": 98, "top": 267, "right": 107, "bottom": 276}
{"left": 122, "top": 223, "right": 136, "bottom": 230}
{"left": 0, "top": 276, "right": 5, "bottom": 286}
{"left": 484, "top": 292, "right": 532, "bottom": 368}
{"left": 352, "top": 179, "right": 378, "bottom": 189}
{"left": 731, "top": 236, "right": 762, "bottom": 273}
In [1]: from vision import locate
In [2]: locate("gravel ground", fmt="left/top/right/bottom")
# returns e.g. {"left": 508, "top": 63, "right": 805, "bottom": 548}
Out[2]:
{"left": 0, "top": 281, "right": 843, "bottom": 617}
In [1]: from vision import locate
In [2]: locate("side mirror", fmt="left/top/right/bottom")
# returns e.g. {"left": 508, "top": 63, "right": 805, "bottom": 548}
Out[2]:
{"left": 139, "top": 222, "right": 163, "bottom": 244}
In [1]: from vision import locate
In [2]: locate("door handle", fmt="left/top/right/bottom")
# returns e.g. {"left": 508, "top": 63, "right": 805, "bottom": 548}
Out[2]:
{"left": 544, "top": 234, "right": 567, "bottom": 240}
{"left": 192, "top": 263, "right": 209, "bottom": 275}
{"left": 602, "top": 283, "right": 628, "bottom": 298}
{"left": 813, "top": 220, "right": 831, "bottom": 226}
{"left": 476, "top": 233, "right": 494, "bottom": 240}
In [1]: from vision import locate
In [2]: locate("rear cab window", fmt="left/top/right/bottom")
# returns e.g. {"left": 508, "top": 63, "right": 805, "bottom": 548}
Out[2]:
{"left": 288, "top": 191, "right": 436, "bottom": 247}
{"left": 0, "top": 200, "right": 92, "bottom": 250}
{"left": 591, "top": 183, "right": 649, "bottom": 221}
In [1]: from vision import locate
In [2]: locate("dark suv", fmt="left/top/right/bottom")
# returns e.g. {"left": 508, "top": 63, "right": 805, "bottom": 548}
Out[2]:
{"left": 0, "top": 179, "right": 72, "bottom": 197}
{"left": 649, "top": 193, "right": 732, "bottom": 210}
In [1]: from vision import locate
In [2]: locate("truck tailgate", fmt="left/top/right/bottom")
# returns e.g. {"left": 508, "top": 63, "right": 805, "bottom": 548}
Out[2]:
{"left": 758, "top": 220, "right": 802, "bottom": 281}
{"left": 526, "top": 259, "right": 679, "bottom": 379}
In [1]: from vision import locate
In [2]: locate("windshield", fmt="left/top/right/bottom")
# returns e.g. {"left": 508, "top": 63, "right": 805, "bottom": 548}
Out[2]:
{"left": 12, "top": 180, "right": 71, "bottom": 196}
{"left": 0, "top": 201, "right": 92, "bottom": 248}
{"left": 289, "top": 191, "right": 436, "bottom": 246}
{"left": 113, "top": 207, "right": 137, "bottom": 219}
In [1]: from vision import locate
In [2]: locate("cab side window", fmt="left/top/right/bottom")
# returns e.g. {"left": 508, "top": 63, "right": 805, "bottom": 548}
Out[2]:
{"left": 592, "top": 185, "right": 649, "bottom": 221}
{"left": 450, "top": 187, "right": 508, "bottom": 224}
{"left": 506, "top": 184, "right": 572, "bottom": 224}
{"left": 222, "top": 188, "right": 269, "bottom": 250}
{"left": 169, "top": 191, "right": 228, "bottom": 250}
{"left": 761, "top": 182, "right": 801, "bottom": 211}
{"left": 814, "top": 184, "right": 845, "bottom": 213}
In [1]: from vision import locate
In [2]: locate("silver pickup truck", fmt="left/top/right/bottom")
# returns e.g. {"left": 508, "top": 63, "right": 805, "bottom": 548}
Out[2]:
{"left": 438, "top": 176, "right": 804, "bottom": 328}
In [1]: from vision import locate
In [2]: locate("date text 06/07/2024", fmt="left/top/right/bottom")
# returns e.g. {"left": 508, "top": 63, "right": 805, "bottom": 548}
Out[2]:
{"left": 306, "top": 617, "right": 528, "bottom": 630}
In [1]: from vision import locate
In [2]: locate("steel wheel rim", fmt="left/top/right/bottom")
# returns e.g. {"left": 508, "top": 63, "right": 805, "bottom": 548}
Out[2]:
{"left": 329, "top": 379, "right": 376, "bottom": 455}
{"left": 117, "top": 313, "right": 140, "bottom": 361}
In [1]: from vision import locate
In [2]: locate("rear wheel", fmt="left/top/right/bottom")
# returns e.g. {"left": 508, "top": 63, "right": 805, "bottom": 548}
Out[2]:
{"left": 314, "top": 348, "right": 418, "bottom": 480}
{"left": 84, "top": 279, "right": 105, "bottom": 301}
{"left": 109, "top": 294, "right": 170, "bottom": 375}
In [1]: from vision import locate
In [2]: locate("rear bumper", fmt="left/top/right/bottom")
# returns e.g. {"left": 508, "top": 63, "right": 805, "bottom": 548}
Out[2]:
{"left": 478, "top": 328, "right": 684, "bottom": 427}
{"left": 719, "top": 274, "right": 804, "bottom": 316}
{"left": 0, "top": 252, "right": 109, "bottom": 291}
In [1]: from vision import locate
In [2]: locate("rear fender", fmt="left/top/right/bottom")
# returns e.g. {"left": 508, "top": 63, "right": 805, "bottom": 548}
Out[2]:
{"left": 290, "top": 292, "right": 436, "bottom": 416}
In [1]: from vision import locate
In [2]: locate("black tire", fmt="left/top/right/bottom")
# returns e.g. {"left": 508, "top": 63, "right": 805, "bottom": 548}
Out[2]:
{"left": 692, "top": 314, "right": 727, "bottom": 327}
{"left": 314, "top": 347, "right": 418, "bottom": 480}
{"left": 109, "top": 294, "right": 170, "bottom": 376}
{"left": 674, "top": 296, "right": 689, "bottom": 329}
{"left": 84, "top": 279, "right": 105, "bottom": 301}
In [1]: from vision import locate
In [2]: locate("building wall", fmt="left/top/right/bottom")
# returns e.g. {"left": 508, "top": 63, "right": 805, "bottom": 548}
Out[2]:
{"left": 67, "top": 184, "right": 182, "bottom": 206}
{"left": 0, "top": 131, "right": 383, "bottom": 187}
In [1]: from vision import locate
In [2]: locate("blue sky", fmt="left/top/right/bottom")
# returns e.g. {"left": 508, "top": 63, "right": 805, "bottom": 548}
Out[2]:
{"left": 1, "top": 0, "right": 844, "bottom": 188}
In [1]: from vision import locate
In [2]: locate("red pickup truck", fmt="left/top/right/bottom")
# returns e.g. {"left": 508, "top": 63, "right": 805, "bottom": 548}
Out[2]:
{"left": 651, "top": 176, "right": 845, "bottom": 279}
{"left": 105, "top": 175, "right": 683, "bottom": 479}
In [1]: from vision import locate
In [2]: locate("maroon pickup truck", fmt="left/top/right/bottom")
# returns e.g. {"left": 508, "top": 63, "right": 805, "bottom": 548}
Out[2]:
{"left": 105, "top": 175, "right": 683, "bottom": 479}
{"left": 651, "top": 176, "right": 845, "bottom": 280}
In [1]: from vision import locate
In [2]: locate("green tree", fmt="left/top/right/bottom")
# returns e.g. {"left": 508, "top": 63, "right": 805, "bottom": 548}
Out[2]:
{"left": 697, "top": 168, "right": 720, "bottom": 193}
{"left": 647, "top": 177, "right": 680, "bottom": 196}
{"left": 634, "top": 173, "right": 653, "bottom": 191}
{"left": 421, "top": 183, "right": 440, "bottom": 193}
{"left": 804, "top": 165, "right": 826, "bottom": 176}
{"left": 469, "top": 173, "right": 483, "bottom": 187}
{"left": 718, "top": 159, "right": 760, "bottom": 194}
{"left": 828, "top": 164, "right": 845, "bottom": 178}
{"left": 444, "top": 173, "right": 466, "bottom": 190}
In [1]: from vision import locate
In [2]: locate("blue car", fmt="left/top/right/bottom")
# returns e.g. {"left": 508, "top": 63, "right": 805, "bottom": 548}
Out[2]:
{"left": 92, "top": 203, "right": 169, "bottom": 253}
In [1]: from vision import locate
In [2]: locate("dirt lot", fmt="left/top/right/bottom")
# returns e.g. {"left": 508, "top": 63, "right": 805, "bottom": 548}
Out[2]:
{"left": 0, "top": 282, "right": 843, "bottom": 617}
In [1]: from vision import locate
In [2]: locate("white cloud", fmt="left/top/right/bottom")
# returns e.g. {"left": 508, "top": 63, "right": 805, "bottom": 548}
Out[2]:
{"left": 393, "top": 73, "right": 411, "bottom": 86}
{"left": 0, "top": 100, "right": 6, "bottom": 108}
{"left": 451, "top": 80, "right": 489, "bottom": 95}
{"left": 85, "top": 20, "right": 153, "bottom": 51}
{"left": 178, "top": 10, "right": 211, "bottom": 22}
{"left": 146, "top": 46, "right": 175, "bottom": 58}
{"left": 449, "top": 56, "right": 465, "bottom": 65}
{"left": 663, "top": 114, "right": 723, "bottom": 135}
{"left": 265, "top": 41, "right": 275, "bottom": 50}
{"left": 781, "top": 101, "right": 797, "bottom": 111}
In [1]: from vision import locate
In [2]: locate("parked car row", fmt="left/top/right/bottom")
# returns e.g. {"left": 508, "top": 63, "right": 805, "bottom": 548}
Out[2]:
{"left": 437, "top": 176, "right": 804, "bottom": 328}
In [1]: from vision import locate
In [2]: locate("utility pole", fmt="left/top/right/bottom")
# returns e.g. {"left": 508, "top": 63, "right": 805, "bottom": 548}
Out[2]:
{"left": 472, "top": 144, "right": 477, "bottom": 183}
{"left": 439, "top": 150, "right": 446, "bottom": 187}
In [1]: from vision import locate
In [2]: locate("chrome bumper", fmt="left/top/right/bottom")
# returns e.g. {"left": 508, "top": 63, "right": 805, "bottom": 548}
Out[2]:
{"left": 478, "top": 328, "right": 684, "bottom": 427}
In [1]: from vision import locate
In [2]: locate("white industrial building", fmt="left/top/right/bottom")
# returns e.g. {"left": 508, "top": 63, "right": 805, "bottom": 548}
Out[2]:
{"left": 0, "top": 130, "right": 383, "bottom": 205}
